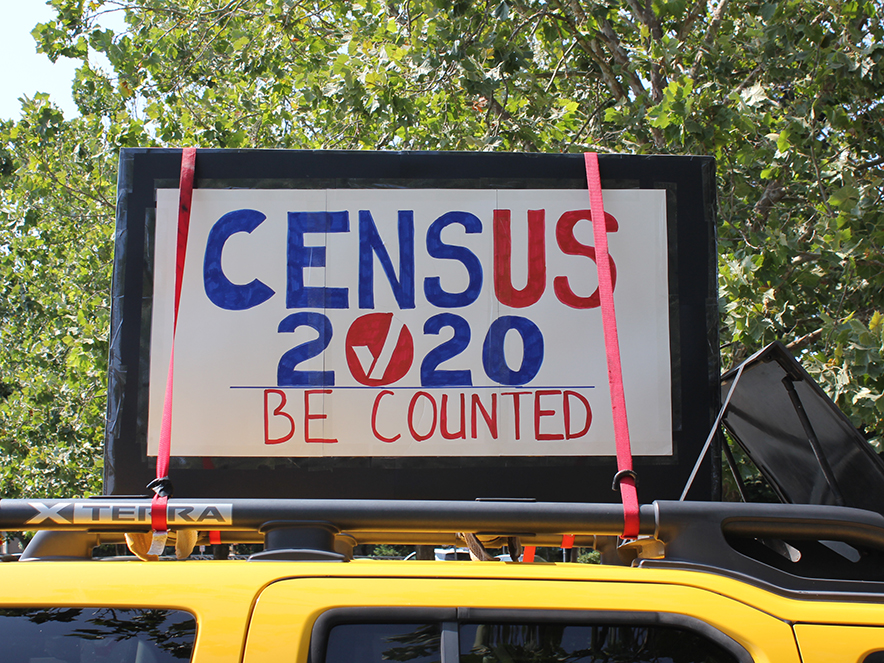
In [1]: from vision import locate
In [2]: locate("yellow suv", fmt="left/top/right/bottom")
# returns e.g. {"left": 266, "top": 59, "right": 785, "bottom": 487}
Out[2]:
{"left": 2, "top": 497, "right": 884, "bottom": 662}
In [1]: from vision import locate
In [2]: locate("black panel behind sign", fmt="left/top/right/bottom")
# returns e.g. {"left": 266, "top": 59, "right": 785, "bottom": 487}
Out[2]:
{"left": 105, "top": 150, "right": 718, "bottom": 501}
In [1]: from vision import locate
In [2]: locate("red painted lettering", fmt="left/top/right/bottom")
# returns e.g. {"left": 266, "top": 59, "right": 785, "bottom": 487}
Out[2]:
{"left": 493, "top": 209, "right": 546, "bottom": 307}
{"left": 502, "top": 391, "right": 530, "bottom": 440}
{"left": 440, "top": 393, "right": 466, "bottom": 439}
{"left": 408, "top": 391, "right": 437, "bottom": 441}
{"left": 371, "top": 390, "right": 400, "bottom": 443}
{"left": 554, "top": 210, "right": 618, "bottom": 309}
{"left": 471, "top": 392, "right": 498, "bottom": 439}
{"left": 534, "top": 389, "right": 564, "bottom": 441}
{"left": 264, "top": 389, "right": 295, "bottom": 444}
{"left": 564, "top": 390, "right": 592, "bottom": 439}
{"left": 304, "top": 389, "right": 337, "bottom": 443}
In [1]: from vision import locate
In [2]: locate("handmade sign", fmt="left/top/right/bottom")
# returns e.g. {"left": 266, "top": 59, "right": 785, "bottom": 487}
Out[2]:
{"left": 148, "top": 188, "right": 670, "bottom": 457}
{"left": 105, "top": 150, "right": 718, "bottom": 501}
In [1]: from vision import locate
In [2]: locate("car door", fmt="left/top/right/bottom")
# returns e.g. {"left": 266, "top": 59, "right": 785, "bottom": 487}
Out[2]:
{"left": 242, "top": 575, "right": 801, "bottom": 662}
{"left": 794, "top": 624, "right": 884, "bottom": 663}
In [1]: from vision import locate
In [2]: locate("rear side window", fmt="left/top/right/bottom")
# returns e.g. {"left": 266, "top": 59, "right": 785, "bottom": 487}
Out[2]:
{"left": 0, "top": 607, "right": 197, "bottom": 663}
{"left": 317, "top": 611, "right": 744, "bottom": 663}
{"left": 460, "top": 622, "right": 736, "bottom": 663}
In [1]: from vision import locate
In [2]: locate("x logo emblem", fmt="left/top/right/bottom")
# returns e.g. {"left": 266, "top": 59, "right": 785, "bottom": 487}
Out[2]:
{"left": 26, "top": 502, "right": 71, "bottom": 525}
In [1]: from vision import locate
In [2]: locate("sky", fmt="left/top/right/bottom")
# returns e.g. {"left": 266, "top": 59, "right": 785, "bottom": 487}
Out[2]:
{"left": 0, "top": 0, "right": 122, "bottom": 121}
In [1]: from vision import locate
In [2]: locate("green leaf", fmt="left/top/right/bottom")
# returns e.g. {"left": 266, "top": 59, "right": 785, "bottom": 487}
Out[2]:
{"left": 740, "top": 82, "right": 768, "bottom": 107}
{"left": 776, "top": 130, "right": 790, "bottom": 153}
{"left": 828, "top": 185, "right": 860, "bottom": 209}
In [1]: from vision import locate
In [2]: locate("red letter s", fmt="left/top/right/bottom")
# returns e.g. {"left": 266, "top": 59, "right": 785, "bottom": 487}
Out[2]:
{"left": 554, "top": 210, "right": 618, "bottom": 309}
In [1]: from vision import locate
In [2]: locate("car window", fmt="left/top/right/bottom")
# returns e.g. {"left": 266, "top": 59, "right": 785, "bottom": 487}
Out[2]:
{"left": 326, "top": 623, "right": 441, "bottom": 663}
{"left": 0, "top": 607, "right": 197, "bottom": 663}
{"left": 321, "top": 618, "right": 740, "bottom": 663}
{"left": 459, "top": 622, "right": 738, "bottom": 663}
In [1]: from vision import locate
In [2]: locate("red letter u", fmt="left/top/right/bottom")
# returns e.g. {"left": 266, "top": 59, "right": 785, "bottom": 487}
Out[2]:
{"left": 494, "top": 209, "right": 546, "bottom": 308}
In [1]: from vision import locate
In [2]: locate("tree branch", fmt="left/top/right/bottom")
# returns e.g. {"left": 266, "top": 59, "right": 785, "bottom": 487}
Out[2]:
{"left": 856, "top": 155, "right": 884, "bottom": 171}
{"left": 550, "top": 4, "right": 646, "bottom": 101}
{"left": 690, "top": 0, "right": 730, "bottom": 79}
{"left": 622, "top": 0, "right": 666, "bottom": 101}
{"left": 787, "top": 328, "right": 823, "bottom": 351}
{"left": 733, "top": 64, "right": 764, "bottom": 93}
{"left": 808, "top": 138, "right": 836, "bottom": 217}
{"left": 585, "top": 38, "right": 629, "bottom": 100}
{"left": 677, "top": 0, "right": 709, "bottom": 41}
{"left": 753, "top": 180, "right": 786, "bottom": 225}
{"left": 545, "top": 41, "right": 577, "bottom": 93}
{"left": 567, "top": 0, "right": 586, "bottom": 25}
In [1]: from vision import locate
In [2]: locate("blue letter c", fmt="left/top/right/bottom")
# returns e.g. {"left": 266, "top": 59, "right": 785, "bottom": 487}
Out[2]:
{"left": 203, "top": 209, "right": 275, "bottom": 310}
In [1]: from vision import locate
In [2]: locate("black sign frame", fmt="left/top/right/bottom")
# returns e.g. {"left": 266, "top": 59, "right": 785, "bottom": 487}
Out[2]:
{"left": 106, "top": 149, "right": 719, "bottom": 501}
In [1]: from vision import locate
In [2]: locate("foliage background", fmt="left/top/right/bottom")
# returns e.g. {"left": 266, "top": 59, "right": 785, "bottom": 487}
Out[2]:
{"left": 1, "top": 0, "right": 883, "bottom": 498}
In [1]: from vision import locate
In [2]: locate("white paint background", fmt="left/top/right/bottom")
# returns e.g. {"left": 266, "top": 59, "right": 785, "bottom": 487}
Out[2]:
{"left": 149, "top": 188, "right": 670, "bottom": 457}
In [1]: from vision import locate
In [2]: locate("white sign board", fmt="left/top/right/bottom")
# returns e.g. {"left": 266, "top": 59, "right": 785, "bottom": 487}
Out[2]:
{"left": 149, "top": 188, "right": 670, "bottom": 457}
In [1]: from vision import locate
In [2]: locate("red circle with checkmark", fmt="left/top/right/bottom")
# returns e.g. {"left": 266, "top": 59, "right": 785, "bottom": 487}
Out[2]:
{"left": 345, "top": 312, "right": 414, "bottom": 386}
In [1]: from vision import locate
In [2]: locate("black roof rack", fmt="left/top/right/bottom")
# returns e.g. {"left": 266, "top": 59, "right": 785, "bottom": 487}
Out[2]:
{"left": 3, "top": 497, "right": 884, "bottom": 600}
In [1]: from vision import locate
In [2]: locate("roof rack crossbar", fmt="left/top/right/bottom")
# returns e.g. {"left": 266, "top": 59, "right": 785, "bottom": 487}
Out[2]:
{"left": 0, "top": 498, "right": 650, "bottom": 536}
{"left": 5, "top": 498, "right": 884, "bottom": 546}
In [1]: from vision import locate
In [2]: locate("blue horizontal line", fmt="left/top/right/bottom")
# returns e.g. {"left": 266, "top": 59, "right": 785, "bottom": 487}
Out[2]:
{"left": 230, "top": 385, "right": 596, "bottom": 390}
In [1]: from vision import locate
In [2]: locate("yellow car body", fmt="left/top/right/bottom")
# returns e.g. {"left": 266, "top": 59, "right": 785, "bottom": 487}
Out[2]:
{"left": 1, "top": 554, "right": 883, "bottom": 662}
{"left": 2, "top": 497, "right": 884, "bottom": 663}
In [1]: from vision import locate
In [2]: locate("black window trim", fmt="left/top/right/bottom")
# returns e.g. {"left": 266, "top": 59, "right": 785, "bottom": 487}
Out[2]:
{"left": 309, "top": 606, "right": 752, "bottom": 663}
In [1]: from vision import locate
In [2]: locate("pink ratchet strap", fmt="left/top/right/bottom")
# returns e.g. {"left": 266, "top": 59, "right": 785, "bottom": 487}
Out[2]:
{"left": 149, "top": 147, "right": 197, "bottom": 545}
{"left": 584, "top": 153, "right": 640, "bottom": 539}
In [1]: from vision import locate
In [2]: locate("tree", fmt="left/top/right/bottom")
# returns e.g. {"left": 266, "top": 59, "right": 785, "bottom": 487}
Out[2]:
{"left": 1, "top": 0, "right": 882, "bottom": 498}
{"left": 0, "top": 97, "right": 117, "bottom": 497}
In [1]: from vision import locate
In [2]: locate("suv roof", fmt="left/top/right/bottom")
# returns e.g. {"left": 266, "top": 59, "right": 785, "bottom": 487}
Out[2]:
{"left": 3, "top": 496, "right": 884, "bottom": 601}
